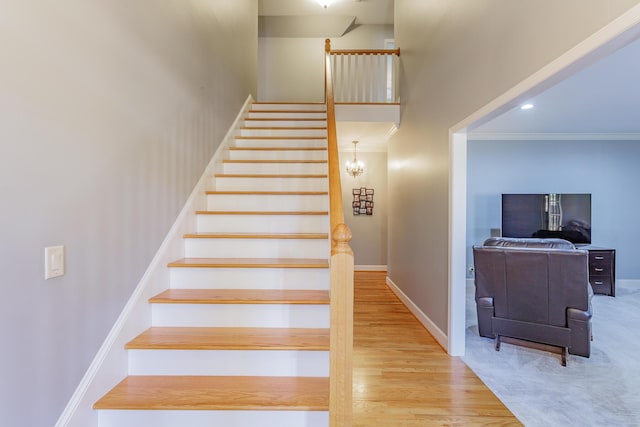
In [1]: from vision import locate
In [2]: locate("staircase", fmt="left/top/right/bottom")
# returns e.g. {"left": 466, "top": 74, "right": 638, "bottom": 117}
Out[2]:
{"left": 94, "top": 102, "right": 332, "bottom": 427}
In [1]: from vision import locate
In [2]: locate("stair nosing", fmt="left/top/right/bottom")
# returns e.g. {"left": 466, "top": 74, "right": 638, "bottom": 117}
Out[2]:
{"left": 195, "top": 210, "right": 328, "bottom": 215}
{"left": 149, "top": 289, "right": 330, "bottom": 305}
{"left": 229, "top": 147, "right": 327, "bottom": 151}
{"left": 206, "top": 191, "right": 328, "bottom": 195}
{"left": 235, "top": 136, "right": 327, "bottom": 140}
{"left": 240, "top": 126, "right": 327, "bottom": 130}
{"left": 167, "top": 258, "right": 329, "bottom": 269}
{"left": 222, "top": 159, "right": 328, "bottom": 164}
{"left": 126, "top": 326, "right": 330, "bottom": 351}
{"left": 214, "top": 173, "right": 327, "bottom": 178}
{"left": 183, "top": 232, "right": 328, "bottom": 239}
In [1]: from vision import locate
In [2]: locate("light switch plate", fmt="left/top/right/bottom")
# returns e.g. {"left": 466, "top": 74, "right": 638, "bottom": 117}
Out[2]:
{"left": 45, "top": 245, "right": 65, "bottom": 279}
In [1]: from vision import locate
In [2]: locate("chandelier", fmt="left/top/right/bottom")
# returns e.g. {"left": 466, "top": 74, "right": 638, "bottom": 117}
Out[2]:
{"left": 345, "top": 140, "right": 365, "bottom": 178}
{"left": 316, "top": 0, "right": 332, "bottom": 8}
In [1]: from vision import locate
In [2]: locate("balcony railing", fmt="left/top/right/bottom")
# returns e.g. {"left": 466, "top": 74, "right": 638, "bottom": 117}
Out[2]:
{"left": 326, "top": 39, "right": 400, "bottom": 104}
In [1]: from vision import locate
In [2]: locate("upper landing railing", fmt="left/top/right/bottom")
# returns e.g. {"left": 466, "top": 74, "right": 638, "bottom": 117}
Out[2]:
{"left": 325, "top": 39, "right": 400, "bottom": 104}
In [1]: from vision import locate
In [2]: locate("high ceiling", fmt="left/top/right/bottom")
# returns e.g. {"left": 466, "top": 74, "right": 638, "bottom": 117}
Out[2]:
{"left": 469, "top": 35, "right": 640, "bottom": 139}
{"left": 259, "top": 0, "right": 394, "bottom": 25}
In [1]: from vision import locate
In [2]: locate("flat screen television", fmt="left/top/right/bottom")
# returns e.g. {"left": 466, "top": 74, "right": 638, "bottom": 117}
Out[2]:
{"left": 501, "top": 193, "right": 592, "bottom": 244}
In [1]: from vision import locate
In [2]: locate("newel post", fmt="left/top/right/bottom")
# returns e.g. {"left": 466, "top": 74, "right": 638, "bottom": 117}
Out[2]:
{"left": 329, "top": 223, "right": 354, "bottom": 427}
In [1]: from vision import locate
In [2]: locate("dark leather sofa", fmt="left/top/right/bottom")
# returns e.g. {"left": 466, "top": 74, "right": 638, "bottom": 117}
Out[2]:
{"left": 473, "top": 237, "right": 593, "bottom": 365}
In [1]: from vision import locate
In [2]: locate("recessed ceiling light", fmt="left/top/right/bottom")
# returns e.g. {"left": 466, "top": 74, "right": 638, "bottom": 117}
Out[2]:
{"left": 520, "top": 103, "right": 535, "bottom": 110}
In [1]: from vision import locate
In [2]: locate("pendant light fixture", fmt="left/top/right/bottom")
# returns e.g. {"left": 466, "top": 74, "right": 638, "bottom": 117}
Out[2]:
{"left": 345, "top": 140, "right": 365, "bottom": 178}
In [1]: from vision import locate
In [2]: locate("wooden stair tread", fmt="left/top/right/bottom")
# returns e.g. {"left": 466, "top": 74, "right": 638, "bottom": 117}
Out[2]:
{"left": 245, "top": 118, "right": 326, "bottom": 122}
{"left": 240, "top": 126, "right": 327, "bottom": 130}
{"left": 195, "top": 210, "right": 328, "bottom": 215}
{"left": 235, "top": 136, "right": 327, "bottom": 140}
{"left": 214, "top": 173, "right": 327, "bottom": 178}
{"left": 206, "top": 190, "right": 328, "bottom": 195}
{"left": 168, "top": 258, "right": 329, "bottom": 268}
{"left": 222, "top": 159, "right": 328, "bottom": 164}
{"left": 249, "top": 109, "right": 327, "bottom": 114}
{"left": 93, "top": 375, "right": 329, "bottom": 410}
{"left": 229, "top": 147, "right": 327, "bottom": 151}
{"left": 126, "top": 326, "right": 330, "bottom": 350}
{"left": 150, "top": 289, "right": 330, "bottom": 305}
{"left": 183, "top": 232, "right": 328, "bottom": 239}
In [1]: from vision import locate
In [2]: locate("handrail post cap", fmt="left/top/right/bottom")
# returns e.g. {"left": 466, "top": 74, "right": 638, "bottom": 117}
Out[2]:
{"left": 325, "top": 38, "right": 331, "bottom": 52}
{"left": 332, "top": 223, "right": 352, "bottom": 244}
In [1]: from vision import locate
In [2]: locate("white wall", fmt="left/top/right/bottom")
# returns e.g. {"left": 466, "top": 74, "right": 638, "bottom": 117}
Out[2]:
{"left": 0, "top": 1, "right": 257, "bottom": 425}
{"left": 258, "top": 24, "right": 394, "bottom": 101}
{"left": 339, "top": 151, "right": 388, "bottom": 266}
{"left": 390, "top": 0, "right": 640, "bottom": 335}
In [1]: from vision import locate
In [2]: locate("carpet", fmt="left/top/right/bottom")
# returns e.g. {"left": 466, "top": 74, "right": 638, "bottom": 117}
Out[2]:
{"left": 462, "top": 280, "right": 640, "bottom": 426}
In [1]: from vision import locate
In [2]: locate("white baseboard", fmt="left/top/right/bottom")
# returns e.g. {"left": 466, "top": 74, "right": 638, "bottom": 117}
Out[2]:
{"left": 55, "top": 95, "right": 254, "bottom": 427}
{"left": 355, "top": 265, "right": 387, "bottom": 272}
{"left": 617, "top": 279, "right": 640, "bottom": 287}
{"left": 385, "top": 276, "right": 448, "bottom": 351}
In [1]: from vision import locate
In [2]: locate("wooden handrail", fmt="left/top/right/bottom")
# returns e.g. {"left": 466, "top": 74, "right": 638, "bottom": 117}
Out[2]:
{"left": 325, "top": 39, "right": 345, "bottom": 231}
{"left": 325, "top": 38, "right": 354, "bottom": 427}
{"left": 329, "top": 48, "right": 400, "bottom": 56}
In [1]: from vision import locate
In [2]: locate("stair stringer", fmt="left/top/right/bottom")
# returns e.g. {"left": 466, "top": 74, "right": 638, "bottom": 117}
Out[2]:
{"left": 54, "top": 95, "right": 254, "bottom": 427}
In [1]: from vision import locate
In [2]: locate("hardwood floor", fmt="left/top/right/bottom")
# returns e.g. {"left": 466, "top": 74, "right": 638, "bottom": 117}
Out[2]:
{"left": 353, "top": 271, "right": 521, "bottom": 426}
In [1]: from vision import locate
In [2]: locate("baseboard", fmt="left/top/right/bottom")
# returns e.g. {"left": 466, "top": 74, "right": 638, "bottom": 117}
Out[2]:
{"left": 385, "top": 276, "right": 449, "bottom": 351}
{"left": 355, "top": 265, "right": 387, "bottom": 272}
{"left": 55, "top": 95, "right": 254, "bottom": 427}
{"left": 617, "top": 279, "right": 640, "bottom": 287}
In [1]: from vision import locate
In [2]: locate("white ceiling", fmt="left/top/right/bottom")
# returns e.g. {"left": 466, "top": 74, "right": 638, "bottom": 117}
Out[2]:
{"left": 336, "top": 122, "right": 396, "bottom": 152}
{"left": 259, "top": 0, "right": 394, "bottom": 25}
{"left": 469, "top": 35, "right": 640, "bottom": 139}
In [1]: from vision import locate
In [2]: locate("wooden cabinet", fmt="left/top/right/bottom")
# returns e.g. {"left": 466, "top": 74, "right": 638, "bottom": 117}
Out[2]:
{"left": 586, "top": 248, "right": 616, "bottom": 296}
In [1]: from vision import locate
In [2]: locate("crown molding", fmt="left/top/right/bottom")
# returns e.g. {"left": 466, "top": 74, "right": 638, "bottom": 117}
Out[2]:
{"left": 467, "top": 132, "right": 640, "bottom": 141}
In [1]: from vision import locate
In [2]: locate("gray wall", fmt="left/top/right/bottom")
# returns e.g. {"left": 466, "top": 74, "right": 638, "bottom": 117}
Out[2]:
{"left": 339, "top": 151, "right": 388, "bottom": 266}
{"left": 258, "top": 25, "right": 394, "bottom": 101}
{"left": 467, "top": 139, "right": 640, "bottom": 279}
{"left": 0, "top": 1, "right": 257, "bottom": 425}
{"left": 390, "top": 0, "right": 640, "bottom": 333}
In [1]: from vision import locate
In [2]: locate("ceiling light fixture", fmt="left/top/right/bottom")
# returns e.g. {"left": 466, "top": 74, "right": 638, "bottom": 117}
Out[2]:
{"left": 316, "top": 0, "right": 332, "bottom": 8}
{"left": 520, "top": 103, "right": 535, "bottom": 110}
{"left": 345, "top": 140, "right": 365, "bottom": 178}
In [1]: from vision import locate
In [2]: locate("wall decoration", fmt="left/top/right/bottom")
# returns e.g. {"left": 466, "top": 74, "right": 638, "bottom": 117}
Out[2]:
{"left": 352, "top": 187, "right": 374, "bottom": 215}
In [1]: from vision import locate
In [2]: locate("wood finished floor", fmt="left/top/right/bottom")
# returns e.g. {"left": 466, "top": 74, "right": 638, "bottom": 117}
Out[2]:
{"left": 353, "top": 271, "right": 521, "bottom": 426}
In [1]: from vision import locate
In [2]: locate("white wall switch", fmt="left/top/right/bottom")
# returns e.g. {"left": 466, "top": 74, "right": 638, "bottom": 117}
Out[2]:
{"left": 45, "top": 245, "right": 65, "bottom": 279}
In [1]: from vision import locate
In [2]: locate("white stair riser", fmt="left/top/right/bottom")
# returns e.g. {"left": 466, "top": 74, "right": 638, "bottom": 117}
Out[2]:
{"left": 223, "top": 162, "right": 328, "bottom": 174}
{"left": 128, "top": 350, "right": 329, "bottom": 377}
{"left": 239, "top": 128, "right": 327, "bottom": 137}
{"left": 215, "top": 177, "right": 327, "bottom": 191}
{"left": 207, "top": 194, "right": 329, "bottom": 211}
{"left": 252, "top": 103, "right": 326, "bottom": 111}
{"left": 184, "top": 238, "right": 329, "bottom": 259}
{"left": 98, "top": 410, "right": 329, "bottom": 427}
{"left": 197, "top": 214, "right": 329, "bottom": 233}
{"left": 152, "top": 304, "right": 330, "bottom": 328}
{"left": 234, "top": 139, "right": 327, "bottom": 148}
{"left": 248, "top": 111, "right": 327, "bottom": 119}
{"left": 229, "top": 150, "right": 327, "bottom": 161}
{"left": 244, "top": 120, "right": 326, "bottom": 127}
{"left": 169, "top": 267, "right": 330, "bottom": 290}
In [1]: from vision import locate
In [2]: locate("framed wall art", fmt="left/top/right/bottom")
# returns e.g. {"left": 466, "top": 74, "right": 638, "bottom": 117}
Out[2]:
{"left": 352, "top": 187, "right": 374, "bottom": 215}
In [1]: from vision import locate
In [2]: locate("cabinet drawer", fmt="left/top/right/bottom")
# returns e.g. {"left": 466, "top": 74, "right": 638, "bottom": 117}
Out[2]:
{"left": 590, "top": 277, "right": 612, "bottom": 295}
{"left": 589, "top": 251, "right": 612, "bottom": 264}
{"left": 589, "top": 263, "right": 611, "bottom": 276}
